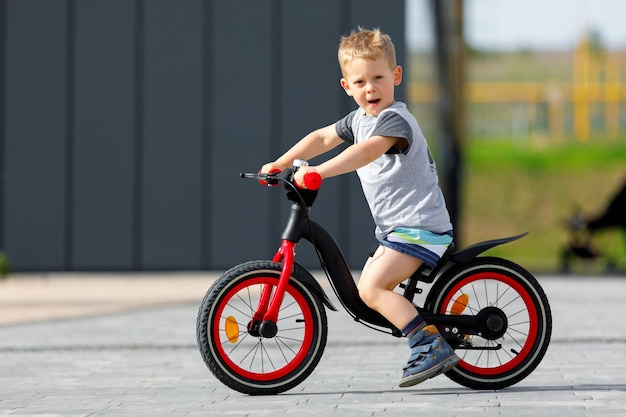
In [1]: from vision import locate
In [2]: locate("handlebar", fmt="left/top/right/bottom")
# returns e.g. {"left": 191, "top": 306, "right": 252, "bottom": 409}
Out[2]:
{"left": 241, "top": 169, "right": 322, "bottom": 191}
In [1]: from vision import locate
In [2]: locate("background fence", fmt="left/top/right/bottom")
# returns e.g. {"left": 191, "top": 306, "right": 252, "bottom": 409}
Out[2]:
{"left": 409, "top": 47, "right": 626, "bottom": 142}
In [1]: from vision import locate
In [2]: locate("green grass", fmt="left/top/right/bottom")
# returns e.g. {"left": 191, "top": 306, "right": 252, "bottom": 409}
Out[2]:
{"left": 467, "top": 138, "right": 626, "bottom": 170}
{"left": 460, "top": 137, "right": 626, "bottom": 273}
{"left": 408, "top": 49, "right": 626, "bottom": 273}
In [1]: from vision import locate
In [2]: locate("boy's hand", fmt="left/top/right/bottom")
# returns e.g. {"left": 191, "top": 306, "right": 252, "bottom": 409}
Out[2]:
{"left": 260, "top": 162, "right": 283, "bottom": 174}
{"left": 294, "top": 166, "right": 318, "bottom": 189}
{"left": 259, "top": 162, "right": 283, "bottom": 186}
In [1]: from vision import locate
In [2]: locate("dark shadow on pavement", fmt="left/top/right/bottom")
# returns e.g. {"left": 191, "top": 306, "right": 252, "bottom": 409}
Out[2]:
{"left": 281, "top": 383, "right": 626, "bottom": 396}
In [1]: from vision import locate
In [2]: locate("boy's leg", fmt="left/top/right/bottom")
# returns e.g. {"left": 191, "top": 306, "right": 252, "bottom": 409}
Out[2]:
{"left": 357, "top": 245, "right": 424, "bottom": 329}
{"left": 358, "top": 245, "right": 459, "bottom": 387}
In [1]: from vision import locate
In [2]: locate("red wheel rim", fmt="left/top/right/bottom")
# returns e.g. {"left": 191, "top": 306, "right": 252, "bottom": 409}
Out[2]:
{"left": 211, "top": 276, "right": 315, "bottom": 381}
{"left": 440, "top": 271, "right": 539, "bottom": 375}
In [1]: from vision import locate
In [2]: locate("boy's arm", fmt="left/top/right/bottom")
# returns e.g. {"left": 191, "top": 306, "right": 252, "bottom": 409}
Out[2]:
{"left": 292, "top": 134, "right": 400, "bottom": 187}
{"left": 262, "top": 124, "right": 343, "bottom": 172}
{"left": 314, "top": 135, "right": 399, "bottom": 178}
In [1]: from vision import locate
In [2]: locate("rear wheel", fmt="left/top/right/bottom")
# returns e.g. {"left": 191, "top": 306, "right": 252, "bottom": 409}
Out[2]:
{"left": 426, "top": 257, "right": 552, "bottom": 390}
{"left": 196, "top": 261, "right": 327, "bottom": 395}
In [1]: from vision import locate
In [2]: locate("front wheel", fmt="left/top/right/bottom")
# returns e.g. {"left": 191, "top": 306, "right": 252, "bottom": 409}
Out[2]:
{"left": 196, "top": 261, "right": 328, "bottom": 395}
{"left": 425, "top": 257, "right": 552, "bottom": 390}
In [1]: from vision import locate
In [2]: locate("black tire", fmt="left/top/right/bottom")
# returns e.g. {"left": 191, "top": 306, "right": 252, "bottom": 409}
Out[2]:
{"left": 196, "top": 261, "right": 328, "bottom": 395}
{"left": 425, "top": 257, "right": 552, "bottom": 390}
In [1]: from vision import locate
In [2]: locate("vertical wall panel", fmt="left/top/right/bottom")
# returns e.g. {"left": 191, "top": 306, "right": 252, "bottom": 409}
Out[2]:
{"left": 71, "top": 0, "right": 135, "bottom": 269}
{"left": 3, "top": 0, "right": 67, "bottom": 270}
{"left": 141, "top": 0, "right": 203, "bottom": 269}
{"left": 1, "top": 0, "right": 407, "bottom": 272}
{"left": 279, "top": 0, "right": 349, "bottom": 267}
{"left": 208, "top": 0, "right": 276, "bottom": 268}
{"left": 0, "top": 0, "right": 5, "bottom": 251}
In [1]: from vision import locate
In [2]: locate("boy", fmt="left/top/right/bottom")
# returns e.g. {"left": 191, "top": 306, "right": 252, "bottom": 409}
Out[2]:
{"left": 261, "top": 27, "right": 459, "bottom": 387}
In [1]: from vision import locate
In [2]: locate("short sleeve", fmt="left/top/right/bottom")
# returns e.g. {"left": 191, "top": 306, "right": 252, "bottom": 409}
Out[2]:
{"left": 370, "top": 111, "right": 413, "bottom": 154}
{"left": 335, "top": 110, "right": 357, "bottom": 144}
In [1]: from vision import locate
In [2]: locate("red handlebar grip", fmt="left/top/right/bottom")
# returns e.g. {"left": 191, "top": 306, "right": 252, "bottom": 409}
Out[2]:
{"left": 259, "top": 168, "right": 281, "bottom": 186}
{"left": 303, "top": 172, "right": 322, "bottom": 190}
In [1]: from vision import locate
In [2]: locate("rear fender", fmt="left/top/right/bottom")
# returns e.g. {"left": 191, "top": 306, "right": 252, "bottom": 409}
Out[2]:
{"left": 450, "top": 232, "right": 528, "bottom": 264}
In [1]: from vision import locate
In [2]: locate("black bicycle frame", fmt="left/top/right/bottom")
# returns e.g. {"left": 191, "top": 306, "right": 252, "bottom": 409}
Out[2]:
{"left": 264, "top": 186, "right": 527, "bottom": 339}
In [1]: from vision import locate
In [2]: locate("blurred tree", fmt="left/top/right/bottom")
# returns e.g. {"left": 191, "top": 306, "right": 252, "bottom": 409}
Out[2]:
{"left": 431, "top": 0, "right": 465, "bottom": 240}
{"left": 588, "top": 28, "right": 605, "bottom": 57}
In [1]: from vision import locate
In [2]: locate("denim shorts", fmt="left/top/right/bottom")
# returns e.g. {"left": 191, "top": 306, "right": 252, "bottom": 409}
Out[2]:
{"left": 380, "top": 228, "right": 453, "bottom": 268}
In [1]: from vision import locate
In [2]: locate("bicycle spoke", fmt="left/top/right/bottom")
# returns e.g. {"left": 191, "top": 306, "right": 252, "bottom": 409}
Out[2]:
{"left": 278, "top": 326, "right": 305, "bottom": 332}
{"left": 506, "top": 306, "right": 527, "bottom": 320}
{"left": 221, "top": 304, "right": 252, "bottom": 321}
{"left": 223, "top": 332, "right": 249, "bottom": 352}
{"left": 471, "top": 284, "right": 482, "bottom": 310}
{"left": 495, "top": 282, "right": 500, "bottom": 307}
{"left": 279, "top": 312, "right": 304, "bottom": 321}
{"left": 260, "top": 341, "right": 277, "bottom": 371}
{"left": 275, "top": 336, "right": 299, "bottom": 356}
{"left": 446, "top": 277, "right": 535, "bottom": 369}
{"left": 273, "top": 337, "right": 290, "bottom": 365}
{"left": 235, "top": 287, "right": 254, "bottom": 317}
{"left": 505, "top": 328, "right": 527, "bottom": 349}
{"left": 279, "top": 300, "right": 297, "bottom": 312}
{"left": 507, "top": 319, "right": 530, "bottom": 330}
{"left": 498, "top": 293, "right": 521, "bottom": 311}
{"left": 492, "top": 285, "right": 512, "bottom": 307}
{"left": 491, "top": 341, "right": 504, "bottom": 366}
{"left": 482, "top": 279, "right": 489, "bottom": 308}
{"left": 237, "top": 339, "right": 261, "bottom": 369}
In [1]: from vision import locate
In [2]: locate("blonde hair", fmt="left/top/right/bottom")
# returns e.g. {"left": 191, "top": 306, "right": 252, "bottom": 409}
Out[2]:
{"left": 338, "top": 27, "right": 397, "bottom": 76}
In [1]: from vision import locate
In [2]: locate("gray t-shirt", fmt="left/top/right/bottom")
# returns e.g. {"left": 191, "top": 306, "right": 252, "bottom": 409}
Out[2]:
{"left": 335, "top": 102, "right": 452, "bottom": 240}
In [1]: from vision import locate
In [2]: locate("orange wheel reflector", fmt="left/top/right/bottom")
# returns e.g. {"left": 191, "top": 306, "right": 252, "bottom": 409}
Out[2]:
{"left": 451, "top": 293, "right": 469, "bottom": 315}
{"left": 224, "top": 315, "right": 240, "bottom": 343}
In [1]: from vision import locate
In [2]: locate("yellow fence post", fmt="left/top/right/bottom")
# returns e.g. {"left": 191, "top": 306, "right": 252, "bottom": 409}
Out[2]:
{"left": 605, "top": 57, "right": 621, "bottom": 139}
{"left": 547, "top": 81, "right": 564, "bottom": 141}
{"left": 573, "top": 39, "right": 590, "bottom": 142}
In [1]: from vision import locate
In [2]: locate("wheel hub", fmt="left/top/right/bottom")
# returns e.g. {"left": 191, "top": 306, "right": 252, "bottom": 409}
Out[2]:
{"left": 477, "top": 306, "right": 508, "bottom": 339}
{"left": 247, "top": 320, "right": 261, "bottom": 337}
{"left": 259, "top": 320, "right": 278, "bottom": 338}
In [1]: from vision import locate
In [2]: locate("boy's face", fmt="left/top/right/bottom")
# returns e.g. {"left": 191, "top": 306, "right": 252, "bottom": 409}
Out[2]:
{"left": 340, "top": 57, "right": 402, "bottom": 116}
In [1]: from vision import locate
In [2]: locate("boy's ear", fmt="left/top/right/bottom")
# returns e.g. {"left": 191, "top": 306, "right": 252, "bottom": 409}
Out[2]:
{"left": 340, "top": 78, "right": 353, "bottom": 96}
{"left": 394, "top": 65, "right": 403, "bottom": 86}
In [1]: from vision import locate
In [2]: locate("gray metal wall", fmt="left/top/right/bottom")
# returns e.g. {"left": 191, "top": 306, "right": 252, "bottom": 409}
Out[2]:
{"left": 0, "top": 0, "right": 405, "bottom": 272}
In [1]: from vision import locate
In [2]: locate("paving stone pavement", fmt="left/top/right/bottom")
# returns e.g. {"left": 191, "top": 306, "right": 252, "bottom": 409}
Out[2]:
{"left": 0, "top": 273, "right": 625, "bottom": 416}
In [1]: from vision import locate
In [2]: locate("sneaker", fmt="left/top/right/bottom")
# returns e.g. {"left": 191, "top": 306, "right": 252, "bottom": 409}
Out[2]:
{"left": 398, "top": 325, "right": 460, "bottom": 388}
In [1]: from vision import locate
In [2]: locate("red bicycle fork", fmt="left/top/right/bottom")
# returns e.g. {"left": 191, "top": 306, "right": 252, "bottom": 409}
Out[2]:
{"left": 251, "top": 240, "right": 297, "bottom": 330}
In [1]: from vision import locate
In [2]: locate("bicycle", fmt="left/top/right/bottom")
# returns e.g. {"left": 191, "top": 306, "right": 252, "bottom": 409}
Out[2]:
{"left": 196, "top": 161, "right": 552, "bottom": 395}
